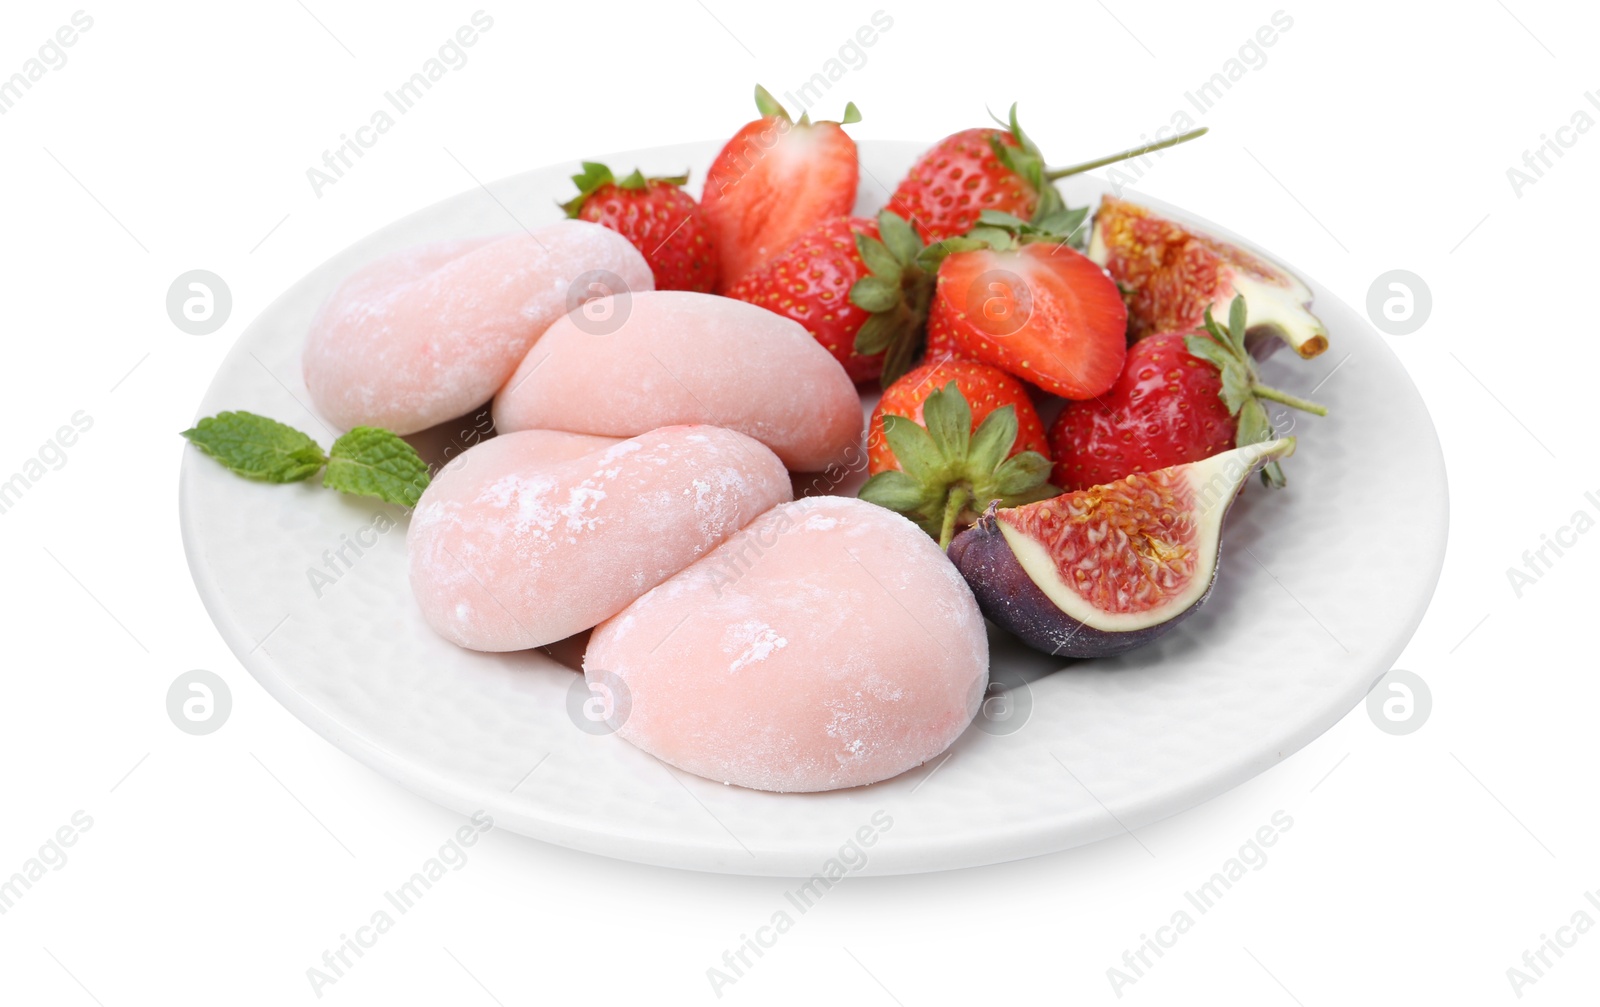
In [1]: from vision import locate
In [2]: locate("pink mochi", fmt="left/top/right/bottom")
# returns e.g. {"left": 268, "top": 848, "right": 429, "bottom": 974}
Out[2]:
{"left": 409, "top": 426, "right": 791, "bottom": 652}
{"left": 304, "top": 221, "right": 653, "bottom": 435}
{"left": 585, "top": 496, "right": 989, "bottom": 793}
{"left": 491, "top": 290, "right": 862, "bottom": 471}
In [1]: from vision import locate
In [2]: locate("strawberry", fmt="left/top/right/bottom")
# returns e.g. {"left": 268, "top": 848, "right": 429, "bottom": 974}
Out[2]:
{"left": 928, "top": 212, "right": 1128, "bottom": 400}
{"left": 888, "top": 105, "right": 1208, "bottom": 243}
{"left": 702, "top": 86, "right": 861, "bottom": 290}
{"left": 859, "top": 365, "right": 1054, "bottom": 547}
{"left": 561, "top": 162, "right": 718, "bottom": 293}
{"left": 922, "top": 290, "right": 966, "bottom": 365}
{"left": 727, "top": 209, "right": 946, "bottom": 384}
{"left": 1050, "top": 296, "right": 1327, "bottom": 492}
{"left": 868, "top": 359, "right": 1049, "bottom": 473}
{"left": 725, "top": 215, "right": 880, "bottom": 382}
{"left": 887, "top": 122, "right": 1041, "bottom": 244}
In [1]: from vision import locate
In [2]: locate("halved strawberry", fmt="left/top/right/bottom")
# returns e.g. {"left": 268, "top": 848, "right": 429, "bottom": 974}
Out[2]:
{"left": 561, "top": 162, "right": 718, "bottom": 292}
{"left": 858, "top": 372, "right": 1054, "bottom": 547}
{"left": 1051, "top": 296, "right": 1327, "bottom": 491}
{"left": 928, "top": 213, "right": 1127, "bottom": 400}
{"left": 702, "top": 86, "right": 860, "bottom": 290}
{"left": 1089, "top": 195, "right": 1329, "bottom": 358}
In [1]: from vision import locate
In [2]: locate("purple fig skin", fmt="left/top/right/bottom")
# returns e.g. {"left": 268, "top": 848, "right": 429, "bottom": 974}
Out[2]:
{"left": 1244, "top": 328, "right": 1282, "bottom": 362}
{"left": 947, "top": 514, "right": 1213, "bottom": 660}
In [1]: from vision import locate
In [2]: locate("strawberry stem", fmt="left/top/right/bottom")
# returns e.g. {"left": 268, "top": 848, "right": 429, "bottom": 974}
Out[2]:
{"left": 937, "top": 486, "right": 971, "bottom": 550}
{"left": 1043, "top": 127, "right": 1209, "bottom": 181}
{"left": 1253, "top": 383, "right": 1328, "bottom": 416}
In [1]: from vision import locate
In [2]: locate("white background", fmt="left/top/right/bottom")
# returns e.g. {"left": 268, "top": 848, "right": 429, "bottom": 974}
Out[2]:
{"left": 1, "top": 1, "right": 1596, "bottom": 1003}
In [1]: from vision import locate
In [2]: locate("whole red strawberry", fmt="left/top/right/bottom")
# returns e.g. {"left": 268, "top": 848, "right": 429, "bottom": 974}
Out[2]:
{"left": 887, "top": 114, "right": 1043, "bottom": 244}
{"left": 726, "top": 215, "right": 882, "bottom": 381}
{"left": 868, "top": 359, "right": 1049, "bottom": 474}
{"left": 1050, "top": 296, "right": 1327, "bottom": 492}
{"left": 888, "top": 105, "right": 1208, "bottom": 244}
{"left": 1049, "top": 332, "right": 1233, "bottom": 492}
{"left": 702, "top": 86, "right": 860, "bottom": 290}
{"left": 929, "top": 215, "right": 1127, "bottom": 400}
{"left": 726, "top": 210, "right": 937, "bottom": 384}
{"left": 859, "top": 362, "right": 1054, "bottom": 546}
{"left": 562, "top": 163, "right": 718, "bottom": 293}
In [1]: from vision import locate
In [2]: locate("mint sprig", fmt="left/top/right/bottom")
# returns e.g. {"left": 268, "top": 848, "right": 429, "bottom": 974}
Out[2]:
{"left": 182, "top": 411, "right": 429, "bottom": 507}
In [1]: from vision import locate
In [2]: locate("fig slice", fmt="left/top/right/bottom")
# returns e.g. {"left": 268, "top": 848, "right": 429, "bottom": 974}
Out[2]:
{"left": 1088, "top": 195, "right": 1328, "bottom": 360}
{"left": 948, "top": 437, "right": 1295, "bottom": 659}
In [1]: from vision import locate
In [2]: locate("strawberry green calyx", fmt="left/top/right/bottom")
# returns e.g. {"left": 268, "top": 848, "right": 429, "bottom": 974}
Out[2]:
{"left": 754, "top": 84, "right": 860, "bottom": 127}
{"left": 182, "top": 411, "right": 430, "bottom": 507}
{"left": 559, "top": 162, "right": 689, "bottom": 217}
{"left": 849, "top": 209, "right": 959, "bottom": 385}
{"left": 987, "top": 103, "right": 1068, "bottom": 225}
{"left": 965, "top": 207, "right": 1092, "bottom": 252}
{"left": 858, "top": 382, "right": 1055, "bottom": 547}
{"left": 754, "top": 83, "right": 789, "bottom": 120}
{"left": 1187, "top": 295, "right": 1328, "bottom": 489}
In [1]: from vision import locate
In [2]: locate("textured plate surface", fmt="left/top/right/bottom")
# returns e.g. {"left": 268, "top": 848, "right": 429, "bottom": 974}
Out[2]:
{"left": 179, "top": 140, "right": 1448, "bottom": 876}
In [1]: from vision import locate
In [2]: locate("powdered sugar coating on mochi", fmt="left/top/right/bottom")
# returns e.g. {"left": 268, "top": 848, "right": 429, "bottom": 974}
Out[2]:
{"left": 409, "top": 426, "right": 791, "bottom": 652}
{"left": 491, "top": 290, "right": 862, "bottom": 471}
{"left": 586, "top": 496, "right": 988, "bottom": 793}
{"left": 304, "top": 221, "right": 653, "bottom": 434}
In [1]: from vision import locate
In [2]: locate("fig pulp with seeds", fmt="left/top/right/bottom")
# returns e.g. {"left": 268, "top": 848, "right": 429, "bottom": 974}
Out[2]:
{"left": 1088, "top": 196, "right": 1329, "bottom": 360}
{"left": 948, "top": 438, "right": 1296, "bottom": 659}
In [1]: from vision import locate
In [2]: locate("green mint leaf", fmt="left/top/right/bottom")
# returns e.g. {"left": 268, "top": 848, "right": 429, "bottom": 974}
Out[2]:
{"left": 182, "top": 411, "right": 327, "bottom": 483}
{"left": 323, "top": 427, "right": 430, "bottom": 508}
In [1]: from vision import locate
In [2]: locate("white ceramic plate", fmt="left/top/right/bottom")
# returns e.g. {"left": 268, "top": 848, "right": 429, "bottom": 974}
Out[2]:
{"left": 180, "top": 140, "right": 1448, "bottom": 876}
